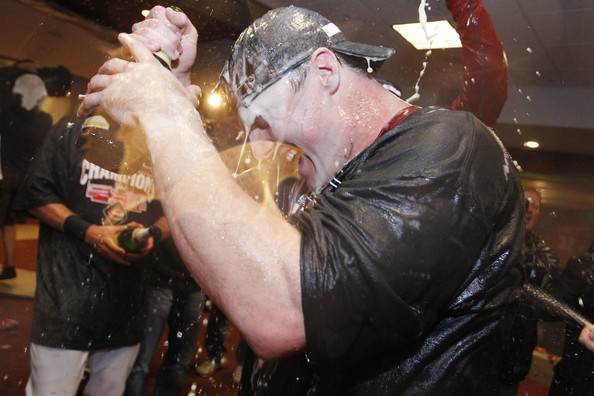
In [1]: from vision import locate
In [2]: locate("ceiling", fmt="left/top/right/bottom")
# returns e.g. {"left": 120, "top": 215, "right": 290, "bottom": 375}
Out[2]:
{"left": 2, "top": 0, "right": 594, "bottom": 176}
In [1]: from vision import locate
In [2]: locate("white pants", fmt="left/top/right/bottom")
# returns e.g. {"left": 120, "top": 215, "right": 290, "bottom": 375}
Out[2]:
{"left": 25, "top": 342, "right": 140, "bottom": 396}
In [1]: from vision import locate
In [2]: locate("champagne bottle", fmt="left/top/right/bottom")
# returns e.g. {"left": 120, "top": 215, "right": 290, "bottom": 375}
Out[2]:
{"left": 77, "top": 51, "right": 172, "bottom": 174}
{"left": 116, "top": 226, "right": 161, "bottom": 253}
{"left": 77, "top": 110, "right": 126, "bottom": 173}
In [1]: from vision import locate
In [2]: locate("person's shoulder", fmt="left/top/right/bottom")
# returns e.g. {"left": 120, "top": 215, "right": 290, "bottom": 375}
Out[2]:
{"left": 38, "top": 109, "right": 53, "bottom": 123}
{"left": 404, "top": 106, "right": 480, "bottom": 136}
{"left": 525, "top": 230, "right": 544, "bottom": 246}
{"left": 38, "top": 113, "right": 82, "bottom": 152}
{"left": 400, "top": 106, "right": 482, "bottom": 150}
{"left": 51, "top": 113, "right": 81, "bottom": 136}
{"left": 571, "top": 253, "right": 594, "bottom": 268}
{"left": 29, "top": 109, "right": 53, "bottom": 129}
{"left": 412, "top": 105, "right": 471, "bottom": 121}
{"left": 54, "top": 113, "right": 80, "bottom": 126}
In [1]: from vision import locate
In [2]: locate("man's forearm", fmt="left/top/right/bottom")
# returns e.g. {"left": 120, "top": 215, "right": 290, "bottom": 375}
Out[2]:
{"left": 139, "top": 107, "right": 306, "bottom": 359}
{"left": 29, "top": 203, "right": 75, "bottom": 232}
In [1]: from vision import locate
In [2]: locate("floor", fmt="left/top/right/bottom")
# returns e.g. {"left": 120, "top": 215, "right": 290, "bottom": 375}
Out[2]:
{"left": 0, "top": 220, "right": 557, "bottom": 395}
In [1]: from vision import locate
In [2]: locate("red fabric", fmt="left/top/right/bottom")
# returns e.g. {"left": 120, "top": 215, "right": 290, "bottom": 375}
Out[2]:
{"left": 447, "top": 0, "right": 508, "bottom": 127}
{"left": 377, "top": 105, "right": 421, "bottom": 140}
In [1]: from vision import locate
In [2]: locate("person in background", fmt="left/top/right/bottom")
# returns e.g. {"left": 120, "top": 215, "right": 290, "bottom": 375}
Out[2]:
{"left": 195, "top": 298, "right": 249, "bottom": 385}
{"left": 499, "top": 188, "right": 561, "bottom": 393}
{"left": 0, "top": 59, "right": 42, "bottom": 96}
{"left": 0, "top": 65, "right": 53, "bottom": 280}
{"left": 16, "top": 114, "right": 161, "bottom": 396}
{"left": 79, "top": 4, "right": 523, "bottom": 395}
{"left": 522, "top": 189, "right": 561, "bottom": 290}
{"left": 549, "top": 241, "right": 594, "bottom": 395}
{"left": 194, "top": 301, "right": 230, "bottom": 377}
{"left": 445, "top": 0, "right": 508, "bottom": 126}
{"left": 125, "top": 213, "right": 206, "bottom": 396}
{"left": 0, "top": 59, "right": 71, "bottom": 280}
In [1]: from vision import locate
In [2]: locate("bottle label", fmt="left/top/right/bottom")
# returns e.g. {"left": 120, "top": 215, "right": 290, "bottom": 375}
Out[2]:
{"left": 82, "top": 115, "right": 110, "bottom": 130}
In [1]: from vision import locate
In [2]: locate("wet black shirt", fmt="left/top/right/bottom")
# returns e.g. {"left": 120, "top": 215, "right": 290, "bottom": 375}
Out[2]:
{"left": 0, "top": 66, "right": 52, "bottom": 189}
{"left": 294, "top": 107, "right": 524, "bottom": 395}
{"left": 0, "top": 107, "right": 52, "bottom": 178}
{"left": 550, "top": 251, "right": 594, "bottom": 395}
{"left": 17, "top": 115, "right": 162, "bottom": 350}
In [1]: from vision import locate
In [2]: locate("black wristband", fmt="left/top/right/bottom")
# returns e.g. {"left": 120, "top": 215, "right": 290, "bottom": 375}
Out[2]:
{"left": 148, "top": 225, "right": 162, "bottom": 243}
{"left": 63, "top": 215, "right": 92, "bottom": 241}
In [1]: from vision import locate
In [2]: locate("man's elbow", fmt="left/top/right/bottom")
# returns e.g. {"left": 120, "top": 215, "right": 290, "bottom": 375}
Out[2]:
{"left": 244, "top": 322, "right": 306, "bottom": 361}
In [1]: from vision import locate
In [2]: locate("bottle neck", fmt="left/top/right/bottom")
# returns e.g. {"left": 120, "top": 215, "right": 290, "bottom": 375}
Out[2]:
{"left": 153, "top": 51, "right": 172, "bottom": 70}
{"left": 132, "top": 227, "right": 152, "bottom": 244}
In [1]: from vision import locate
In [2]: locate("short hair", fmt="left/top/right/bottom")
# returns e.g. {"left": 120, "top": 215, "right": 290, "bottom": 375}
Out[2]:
{"left": 285, "top": 51, "right": 372, "bottom": 93}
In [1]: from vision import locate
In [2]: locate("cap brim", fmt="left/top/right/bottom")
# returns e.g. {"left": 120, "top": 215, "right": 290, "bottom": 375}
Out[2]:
{"left": 332, "top": 41, "right": 395, "bottom": 62}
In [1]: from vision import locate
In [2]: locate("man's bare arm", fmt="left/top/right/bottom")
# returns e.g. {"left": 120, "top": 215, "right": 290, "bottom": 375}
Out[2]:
{"left": 78, "top": 31, "right": 306, "bottom": 360}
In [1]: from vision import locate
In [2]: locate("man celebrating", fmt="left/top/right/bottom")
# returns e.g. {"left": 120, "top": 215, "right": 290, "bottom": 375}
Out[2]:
{"left": 79, "top": 5, "right": 523, "bottom": 394}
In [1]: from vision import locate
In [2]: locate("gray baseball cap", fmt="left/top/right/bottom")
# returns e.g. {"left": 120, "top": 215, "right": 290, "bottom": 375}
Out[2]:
{"left": 218, "top": 6, "right": 395, "bottom": 107}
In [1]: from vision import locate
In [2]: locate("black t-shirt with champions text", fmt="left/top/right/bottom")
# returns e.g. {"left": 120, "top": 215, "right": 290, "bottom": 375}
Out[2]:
{"left": 16, "top": 114, "right": 163, "bottom": 350}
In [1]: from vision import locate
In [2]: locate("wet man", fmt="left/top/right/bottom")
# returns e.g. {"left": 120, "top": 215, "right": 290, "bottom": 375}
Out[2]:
{"left": 78, "top": 5, "right": 524, "bottom": 394}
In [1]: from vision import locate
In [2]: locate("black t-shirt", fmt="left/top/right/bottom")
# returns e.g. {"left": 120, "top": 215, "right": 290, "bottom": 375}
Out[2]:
{"left": 243, "top": 107, "right": 524, "bottom": 395}
{"left": 0, "top": 65, "right": 52, "bottom": 186}
{"left": 550, "top": 252, "right": 594, "bottom": 395}
{"left": 298, "top": 107, "right": 524, "bottom": 394}
{"left": 0, "top": 108, "right": 52, "bottom": 177}
{"left": 17, "top": 114, "right": 162, "bottom": 350}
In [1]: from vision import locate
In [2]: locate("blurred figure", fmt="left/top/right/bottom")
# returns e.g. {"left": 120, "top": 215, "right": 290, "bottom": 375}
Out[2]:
{"left": 0, "top": 59, "right": 41, "bottom": 94}
{"left": 125, "top": 215, "right": 206, "bottom": 396}
{"left": 523, "top": 189, "right": 561, "bottom": 289}
{"left": 499, "top": 188, "right": 561, "bottom": 393}
{"left": 0, "top": 65, "right": 53, "bottom": 280}
{"left": 549, "top": 241, "right": 594, "bottom": 395}
{"left": 0, "top": 59, "right": 72, "bottom": 98}
{"left": 195, "top": 301, "right": 248, "bottom": 385}
{"left": 16, "top": 114, "right": 161, "bottom": 396}
{"left": 195, "top": 301, "right": 230, "bottom": 377}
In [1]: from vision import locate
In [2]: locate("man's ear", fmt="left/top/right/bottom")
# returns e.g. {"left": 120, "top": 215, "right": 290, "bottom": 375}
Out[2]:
{"left": 310, "top": 48, "right": 340, "bottom": 94}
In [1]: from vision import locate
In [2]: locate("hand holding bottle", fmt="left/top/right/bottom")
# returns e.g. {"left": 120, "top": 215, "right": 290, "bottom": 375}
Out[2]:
{"left": 77, "top": 32, "right": 199, "bottom": 122}
{"left": 78, "top": 7, "right": 189, "bottom": 174}
{"left": 117, "top": 225, "right": 161, "bottom": 253}
{"left": 128, "top": 5, "right": 199, "bottom": 90}
{"left": 85, "top": 221, "right": 154, "bottom": 265}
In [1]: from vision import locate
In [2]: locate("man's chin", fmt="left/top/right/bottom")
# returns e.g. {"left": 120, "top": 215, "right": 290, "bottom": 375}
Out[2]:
{"left": 298, "top": 156, "right": 320, "bottom": 192}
